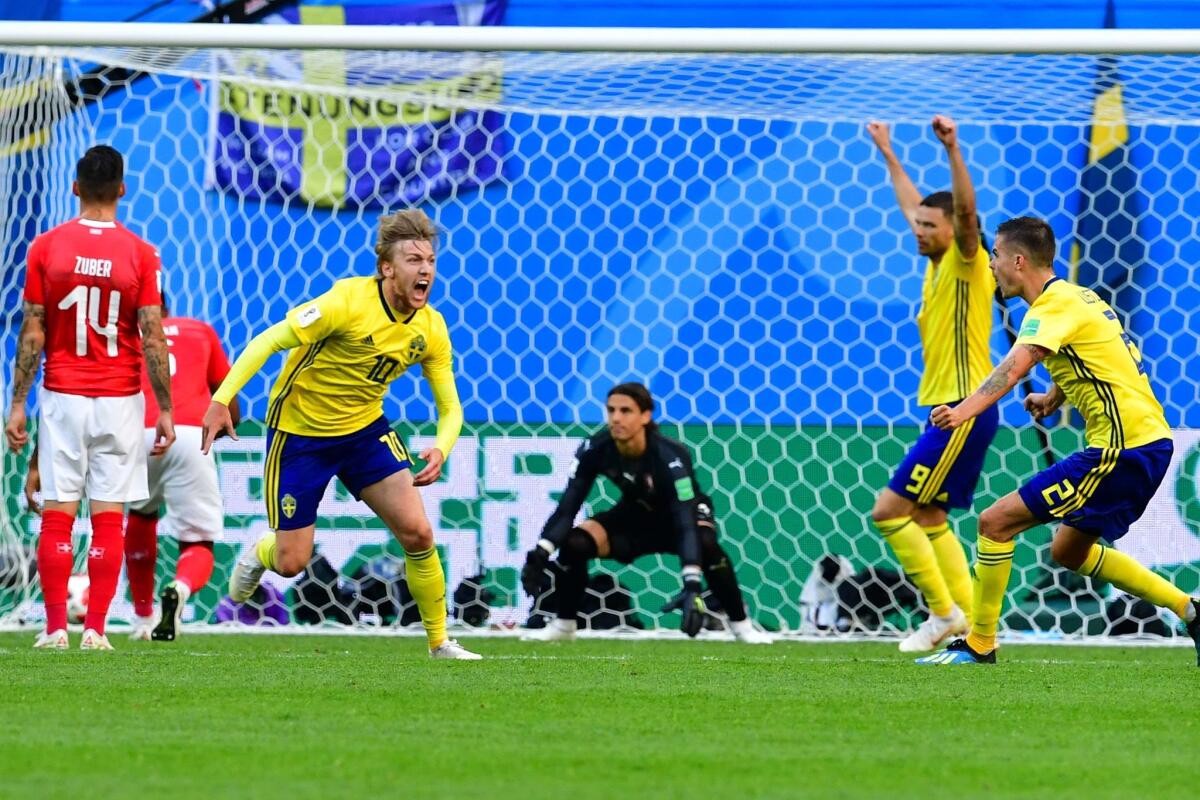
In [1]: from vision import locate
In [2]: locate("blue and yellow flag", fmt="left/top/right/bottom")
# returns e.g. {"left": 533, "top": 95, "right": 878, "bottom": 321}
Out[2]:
{"left": 208, "top": 1, "right": 506, "bottom": 208}
{"left": 1069, "top": 0, "right": 1146, "bottom": 322}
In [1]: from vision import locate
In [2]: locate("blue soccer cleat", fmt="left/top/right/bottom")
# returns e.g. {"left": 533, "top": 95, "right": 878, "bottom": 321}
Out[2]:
{"left": 1186, "top": 599, "right": 1200, "bottom": 668}
{"left": 914, "top": 637, "right": 996, "bottom": 665}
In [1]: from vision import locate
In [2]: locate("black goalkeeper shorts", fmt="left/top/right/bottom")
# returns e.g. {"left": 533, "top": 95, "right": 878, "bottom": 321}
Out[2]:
{"left": 591, "top": 497, "right": 716, "bottom": 564}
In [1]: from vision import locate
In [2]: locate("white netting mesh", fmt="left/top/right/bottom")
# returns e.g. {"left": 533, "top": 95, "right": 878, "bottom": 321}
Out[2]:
{"left": 1, "top": 44, "right": 1198, "bottom": 640}
{"left": 12, "top": 46, "right": 1200, "bottom": 121}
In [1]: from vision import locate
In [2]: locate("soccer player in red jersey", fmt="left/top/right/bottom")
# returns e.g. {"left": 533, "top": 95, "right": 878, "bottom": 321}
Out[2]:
{"left": 125, "top": 302, "right": 240, "bottom": 641}
{"left": 4, "top": 145, "right": 174, "bottom": 651}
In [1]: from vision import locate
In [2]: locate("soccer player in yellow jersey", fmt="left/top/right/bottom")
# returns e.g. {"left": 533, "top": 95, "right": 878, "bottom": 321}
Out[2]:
{"left": 867, "top": 116, "right": 998, "bottom": 652}
{"left": 917, "top": 216, "right": 1200, "bottom": 666}
{"left": 201, "top": 209, "right": 480, "bottom": 659}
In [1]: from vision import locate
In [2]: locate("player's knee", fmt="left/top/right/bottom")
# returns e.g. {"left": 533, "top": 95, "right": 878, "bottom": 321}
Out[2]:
{"left": 977, "top": 507, "right": 1015, "bottom": 543}
{"left": 559, "top": 527, "right": 597, "bottom": 566}
{"left": 396, "top": 520, "right": 434, "bottom": 553}
{"left": 698, "top": 527, "right": 726, "bottom": 568}
{"left": 870, "top": 494, "right": 902, "bottom": 525}
{"left": 274, "top": 553, "right": 307, "bottom": 577}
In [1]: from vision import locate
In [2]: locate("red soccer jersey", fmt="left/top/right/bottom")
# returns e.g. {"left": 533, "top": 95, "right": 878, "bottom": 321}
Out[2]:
{"left": 141, "top": 316, "right": 232, "bottom": 427}
{"left": 24, "top": 218, "right": 163, "bottom": 397}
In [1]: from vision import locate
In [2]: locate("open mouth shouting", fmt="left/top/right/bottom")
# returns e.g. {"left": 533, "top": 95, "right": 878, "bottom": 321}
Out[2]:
{"left": 411, "top": 277, "right": 432, "bottom": 306}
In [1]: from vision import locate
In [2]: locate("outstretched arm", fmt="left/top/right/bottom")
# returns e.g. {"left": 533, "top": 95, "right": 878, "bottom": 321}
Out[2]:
{"left": 520, "top": 444, "right": 599, "bottom": 597}
{"left": 202, "top": 320, "right": 301, "bottom": 452}
{"left": 5, "top": 301, "right": 45, "bottom": 452}
{"left": 868, "top": 121, "right": 922, "bottom": 234}
{"left": 931, "top": 343, "right": 1051, "bottom": 430}
{"left": 932, "top": 115, "right": 981, "bottom": 259}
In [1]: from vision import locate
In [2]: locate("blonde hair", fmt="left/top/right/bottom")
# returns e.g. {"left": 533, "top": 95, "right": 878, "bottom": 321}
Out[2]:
{"left": 375, "top": 209, "right": 438, "bottom": 275}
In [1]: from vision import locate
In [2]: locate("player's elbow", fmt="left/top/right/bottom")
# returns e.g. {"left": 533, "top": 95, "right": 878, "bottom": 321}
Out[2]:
{"left": 20, "top": 328, "right": 44, "bottom": 352}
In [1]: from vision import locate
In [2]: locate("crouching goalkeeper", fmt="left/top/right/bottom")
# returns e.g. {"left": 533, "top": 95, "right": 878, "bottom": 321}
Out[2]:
{"left": 520, "top": 382, "right": 772, "bottom": 644}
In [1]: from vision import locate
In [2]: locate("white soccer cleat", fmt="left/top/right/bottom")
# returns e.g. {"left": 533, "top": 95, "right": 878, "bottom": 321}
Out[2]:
{"left": 33, "top": 629, "right": 69, "bottom": 650}
{"left": 80, "top": 629, "right": 115, "bottom": 651}
{"left": 228, "top": 546, "right": 266, "bottom": 604}
{"left": 129, "top": 615, "right": 156, "bottom": 641}
{"left": 429, "top": 639, "right": 483, "bottom": 660}
{"left": 898, "top": 606, "right": 969, "bottom": 653}
{"left": 729, "top": 618, "right": 775, "bottom": 645}
{"left": 520, "top": 619, "right": 577, "bottom": 642}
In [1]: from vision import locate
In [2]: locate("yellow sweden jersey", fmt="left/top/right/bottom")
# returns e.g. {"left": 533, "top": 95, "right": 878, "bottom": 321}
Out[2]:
{"left": 267, "top": 276, "right": 454, "bottom": 436}
{"left": 1016, "top": 278, "right": 1170, "bottom": 449}
{"left": 916, "top": 239, "right": 996, "bottom": 406}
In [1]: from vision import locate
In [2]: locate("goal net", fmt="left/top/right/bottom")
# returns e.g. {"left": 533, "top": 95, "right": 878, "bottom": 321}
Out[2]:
{"left": 2, "top": 28, "right": 1199, "bottom": 641}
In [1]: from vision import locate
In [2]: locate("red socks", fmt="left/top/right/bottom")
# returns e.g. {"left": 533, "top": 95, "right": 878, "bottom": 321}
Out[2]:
{"left": 124, "top": 513, "right": 158, "bottom": 618}
{"left": 84, "top": 511, "right": 125, "bottom": 635}
{"left": 37, "top": 510, "right": 75, "bottom": 634}
{"left": 175, "top": 542, "right": 215, "bottom": 593}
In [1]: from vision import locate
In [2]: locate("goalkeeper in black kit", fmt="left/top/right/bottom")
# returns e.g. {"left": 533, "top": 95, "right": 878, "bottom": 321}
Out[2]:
{"left": 520, "top": 382, "right": 773, "bottom": 644}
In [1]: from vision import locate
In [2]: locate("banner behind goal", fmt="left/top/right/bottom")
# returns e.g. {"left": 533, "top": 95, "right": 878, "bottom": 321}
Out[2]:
{"left": 2, "top": 29, "right": 1199, "bottom": 639}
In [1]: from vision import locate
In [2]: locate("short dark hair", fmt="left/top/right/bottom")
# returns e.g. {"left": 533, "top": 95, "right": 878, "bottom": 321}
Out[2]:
{"left": 919, "top": 191, "right": 953, "bottom": 220}
{"left": 76, "top": 145, "right": 124, "bottom": 203}
{"left": 607, "top": 382, "right": 659, "bottom": 434}
{"left": 996, "top": 216, "right": 1056, "bottom": 268}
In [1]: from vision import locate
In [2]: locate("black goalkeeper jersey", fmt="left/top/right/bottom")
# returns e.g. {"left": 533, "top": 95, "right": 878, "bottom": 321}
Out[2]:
{"left": 540, "top": 429, "right": 710, "bottom": 566}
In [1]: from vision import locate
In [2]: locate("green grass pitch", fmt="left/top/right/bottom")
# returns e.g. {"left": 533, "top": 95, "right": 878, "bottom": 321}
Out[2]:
{"left": 1, "top": 632, "right": 1197, "bottom": 799}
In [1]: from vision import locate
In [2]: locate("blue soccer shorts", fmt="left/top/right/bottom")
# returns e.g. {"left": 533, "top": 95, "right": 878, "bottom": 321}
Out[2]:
{"left": 263, "top": 416, "right": 413, "bottom": 530}
{"left": 887, "top": 401, "right": 1000, "bottom": 510}
{"left": 1018, "top": 438, "right": 1173, "bottom": 542}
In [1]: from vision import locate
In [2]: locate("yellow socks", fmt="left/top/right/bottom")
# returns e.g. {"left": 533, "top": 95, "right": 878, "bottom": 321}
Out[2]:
{"left": 966, "top": 536, "right": 1015, "bottom": 654}
{"left": 925, "top": 522, "right": 973, "bottom": 619}
{"left": 405, "top": 546, "right": 448, "bottom": 650}
{"left": 255, "top": 531, "right": 278, "bottom": 572}
{"left": 1077, "top": 543, "right": 1191, "bottom": 618}
{"left": 874, "top": 516, "right": 954, "bottom": 617}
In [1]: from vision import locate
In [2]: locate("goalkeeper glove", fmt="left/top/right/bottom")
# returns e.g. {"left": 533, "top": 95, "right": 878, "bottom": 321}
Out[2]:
{"left": 521, "top": 539, "right": 554, "bottom": 597}
{"left": 678, "top": 568, "right": 706, "bottom": 638}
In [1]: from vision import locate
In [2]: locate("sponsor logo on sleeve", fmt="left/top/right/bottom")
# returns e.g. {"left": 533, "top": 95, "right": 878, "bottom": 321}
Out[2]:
{"left": 674, "top": 477, "right": 695, "bottom": 501}
{"left": 297, "top": 305, "right": 322, "bottom": 328}
{"left": 1019, "top": 318, "right": 1040, "bottom": 338}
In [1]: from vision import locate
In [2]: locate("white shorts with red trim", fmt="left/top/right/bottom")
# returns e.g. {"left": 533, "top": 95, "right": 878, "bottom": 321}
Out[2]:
{"left": 38, "top": 388, "right": 147, "bottom": 503}
{"left": 129, "top": 425, "right": 224, "bottom": 542}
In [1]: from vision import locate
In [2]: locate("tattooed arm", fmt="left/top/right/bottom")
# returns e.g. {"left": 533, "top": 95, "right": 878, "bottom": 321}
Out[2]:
{"left": 930, "top": 343, "right": 1050, "bottom": 431}
{"left": 139, "top": 305, "right": 176, "bottom": 455}
{"left": 4, "top": 302, "right": 45, "bottom": 452}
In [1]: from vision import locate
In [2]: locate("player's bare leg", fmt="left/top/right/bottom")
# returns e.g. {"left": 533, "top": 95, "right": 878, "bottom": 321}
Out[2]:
{"left": 362, "top": 471, "right": 481, "bottom": 660}
{"left": 918, "top": 491, "right": 1037, "bottom": 665}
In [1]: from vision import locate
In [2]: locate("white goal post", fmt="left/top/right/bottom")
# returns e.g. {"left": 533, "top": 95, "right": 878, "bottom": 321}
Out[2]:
{"left": 1, "top": 23, "right": 1198, "bottom": 642}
